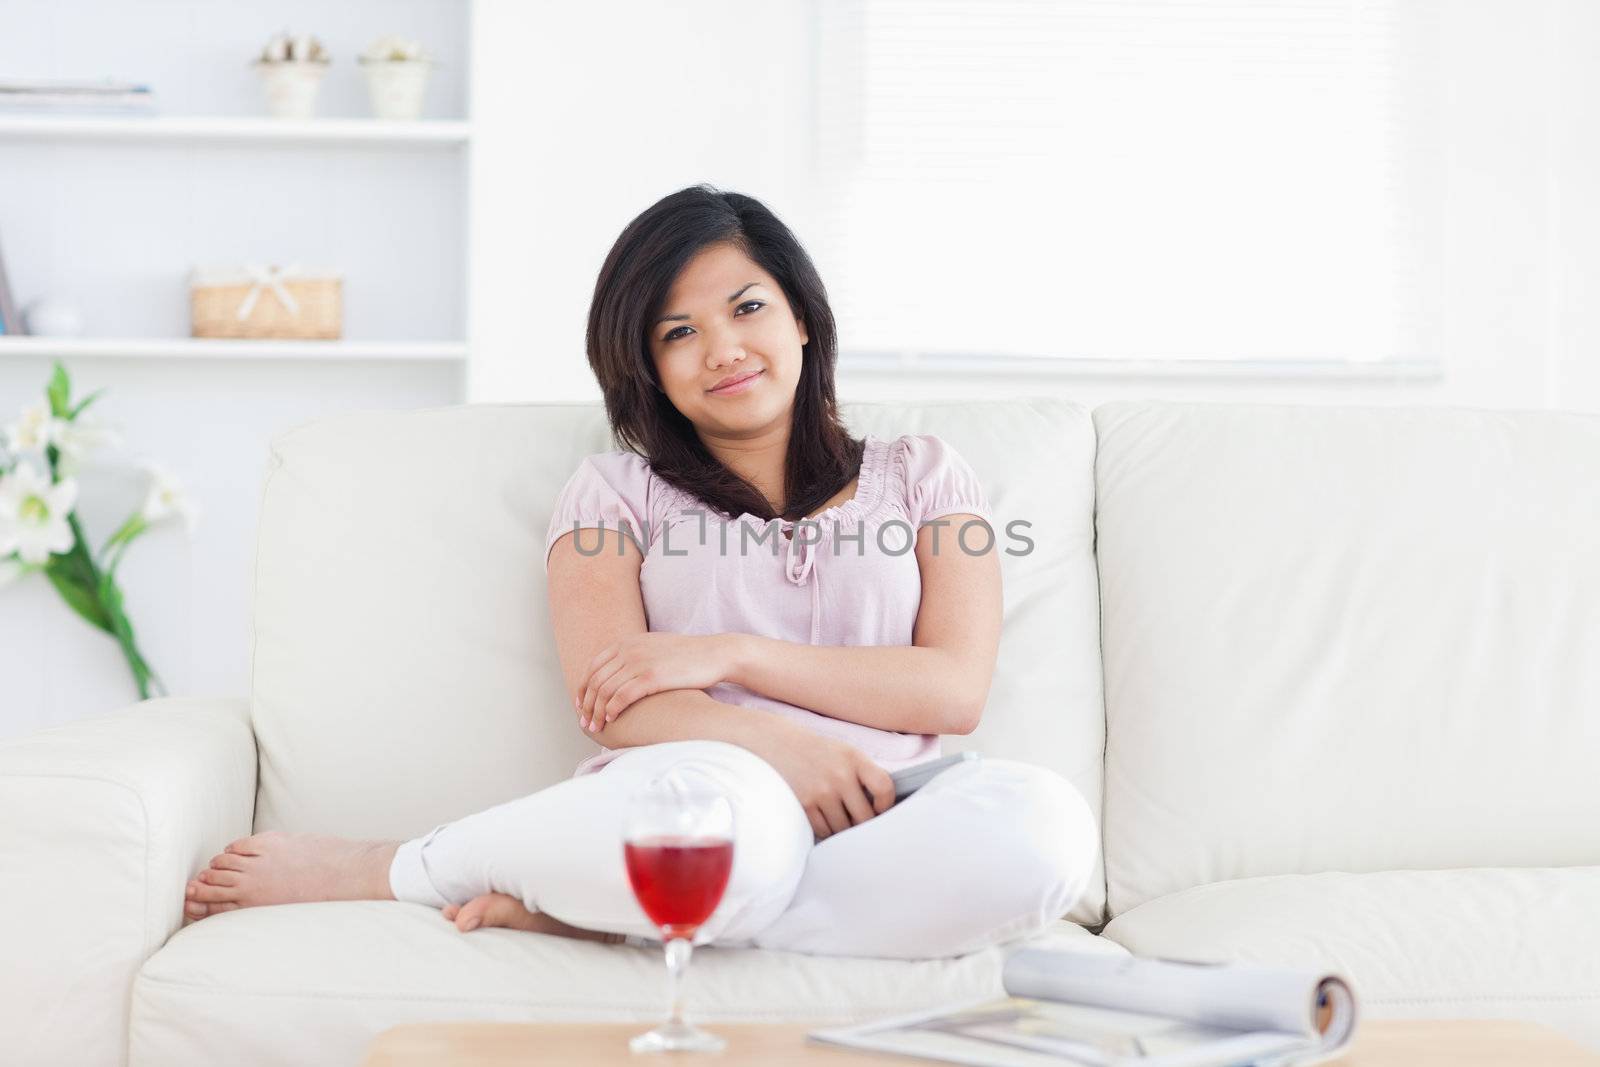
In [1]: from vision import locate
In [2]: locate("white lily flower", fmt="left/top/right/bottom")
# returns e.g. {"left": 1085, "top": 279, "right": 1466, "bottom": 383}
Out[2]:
{"left": 0, "top": 462, "right": 78, "bottom": 565}
{"left": 56, "top": 414, "right": 122, "bottom": 462}
{"left": 56, "top": 414, "right": 124, "bottom": 477}
{"left": 5, "top": 402, "right": 67, "bottom": 455}
{"left": 139, "top": 463, "right": 201, "bottom": 534}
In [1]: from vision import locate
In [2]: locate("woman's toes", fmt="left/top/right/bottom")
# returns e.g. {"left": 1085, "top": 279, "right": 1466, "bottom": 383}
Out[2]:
{"left": 190, "top": 880, "right": 239, "bottom": 904}
{"left": 198, "top": 869, "right": 240, "bottom": 887}
{"left": 477, "top": 894, "right": 543, "bottom": 932}
{"left": 454, "top": 893, "right": 550, "bottom": 934}
{"left": 225, "top": 833, "right": 273, "bottom": 857}
{"left": 441, "top": 903, "right": 460, "bottom": 921}
{"left": 443, "top": 892, "right": 626, "bottom": 943}
{"left": 208, "top": 852, "right": 248, "bottom": 873}
{"left": 454, "top": 897, "right": 488, "bottom": 932}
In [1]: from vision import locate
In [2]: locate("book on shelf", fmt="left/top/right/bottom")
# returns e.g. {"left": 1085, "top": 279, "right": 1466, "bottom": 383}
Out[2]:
{"left": 807, "top": 947, "right": 1359, "bottom": 1067}
{"left": 0, "top": 78, "right": 156, "bottom": 114}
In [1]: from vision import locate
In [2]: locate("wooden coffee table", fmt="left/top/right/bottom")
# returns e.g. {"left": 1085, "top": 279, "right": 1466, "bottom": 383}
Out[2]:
{"left": 364, "top": 1019, "right": 1600, "bottom": 1065}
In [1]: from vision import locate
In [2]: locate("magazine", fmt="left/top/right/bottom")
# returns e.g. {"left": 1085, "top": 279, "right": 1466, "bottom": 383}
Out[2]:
{"left": 808, "top": 948, "right": 1358, "bottom": 1067}
{"left": 0, "top": 79, "right": 156, "bottom": 114}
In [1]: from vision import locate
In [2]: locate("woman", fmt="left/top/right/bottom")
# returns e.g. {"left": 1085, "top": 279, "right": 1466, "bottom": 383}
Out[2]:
{"left": 183, "top": 184, "right": 1097, "bottom": 959}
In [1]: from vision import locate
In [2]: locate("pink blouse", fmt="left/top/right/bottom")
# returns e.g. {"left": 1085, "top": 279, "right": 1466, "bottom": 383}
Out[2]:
{"left": 543, "top": 433, "right": 995, "bottom": 778}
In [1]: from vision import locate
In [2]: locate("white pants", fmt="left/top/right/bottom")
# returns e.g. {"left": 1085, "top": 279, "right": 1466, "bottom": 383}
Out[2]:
{"left": 388, "top": 740, "right": 1098, "bottom": 960}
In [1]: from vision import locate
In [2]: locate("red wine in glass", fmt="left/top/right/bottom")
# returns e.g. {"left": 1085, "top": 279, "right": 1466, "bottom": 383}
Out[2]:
{"left": 624, "top": 835, "right": 735, "bottom": 940}
{"left": 623, "top": 776, "right": 736, "bottom": 1054}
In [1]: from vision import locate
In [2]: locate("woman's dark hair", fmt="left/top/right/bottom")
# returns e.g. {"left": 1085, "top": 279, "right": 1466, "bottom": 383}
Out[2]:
{"left": 585, "top": 183, "right": 864, "bottom": 523}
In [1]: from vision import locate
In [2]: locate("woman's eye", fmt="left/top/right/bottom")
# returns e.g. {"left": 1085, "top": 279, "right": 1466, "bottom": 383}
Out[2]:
{"left": 661, "top": 301, "right": 764, "bottom": 343}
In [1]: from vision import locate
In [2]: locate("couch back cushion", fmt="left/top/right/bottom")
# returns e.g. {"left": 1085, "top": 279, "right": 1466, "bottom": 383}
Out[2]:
{"left": 251, "top": 398, "right": 1108, "bottom": 925}
{"left": 1094, "top": 401, "right": 1600, "bottom": 917}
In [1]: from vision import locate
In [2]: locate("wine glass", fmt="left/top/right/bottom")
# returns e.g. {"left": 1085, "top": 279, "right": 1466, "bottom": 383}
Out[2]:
{"left": 622, "top": 772, "right": 736, "bottom": 1054}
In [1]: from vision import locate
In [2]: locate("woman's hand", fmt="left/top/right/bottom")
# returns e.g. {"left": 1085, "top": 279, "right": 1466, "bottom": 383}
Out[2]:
{"left": 576, "top": 632, "right": 741, "bottom": 732}
{"left": 745, "top": 721, "right": 897, "bottom": 841}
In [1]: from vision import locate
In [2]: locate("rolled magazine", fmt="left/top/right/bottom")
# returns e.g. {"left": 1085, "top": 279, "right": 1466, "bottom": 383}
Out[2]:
{"left": 808, "top": 948, "right": 1358, "bottom": 1067}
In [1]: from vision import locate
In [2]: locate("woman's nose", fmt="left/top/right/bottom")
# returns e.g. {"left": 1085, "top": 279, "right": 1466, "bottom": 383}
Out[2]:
{"left": 706, "top": 336, "right": 748, "bottom": 370}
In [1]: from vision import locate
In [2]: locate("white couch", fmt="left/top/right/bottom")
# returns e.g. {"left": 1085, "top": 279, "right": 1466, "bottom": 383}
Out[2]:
{"left": 2, "top": 398, "right": 1596, "bottom": 1066}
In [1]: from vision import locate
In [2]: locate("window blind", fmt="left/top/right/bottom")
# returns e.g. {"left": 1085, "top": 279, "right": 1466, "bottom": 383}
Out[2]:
{"left": 811, "top": 0, "right": 1436, "bottom": 366}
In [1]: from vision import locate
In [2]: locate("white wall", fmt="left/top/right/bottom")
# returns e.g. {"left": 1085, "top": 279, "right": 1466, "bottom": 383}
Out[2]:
{"left": 1550, "top": 0, "right": 1600, "bottom": 408}
{"left": 469, "top": 0, "right": 1600, "bottom": 416}
{"left": 467, "top": 0, "right": 818, "bottom": 403}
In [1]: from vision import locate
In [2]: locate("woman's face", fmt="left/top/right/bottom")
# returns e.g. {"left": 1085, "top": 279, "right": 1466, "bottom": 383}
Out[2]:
{"left": 647, "top": 241, "right": 808, "bottom": 441}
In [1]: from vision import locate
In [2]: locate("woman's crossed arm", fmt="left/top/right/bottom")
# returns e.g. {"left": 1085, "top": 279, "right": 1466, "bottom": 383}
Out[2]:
{"left": 575, "top": 515, "right": 1003, "bottom": 737}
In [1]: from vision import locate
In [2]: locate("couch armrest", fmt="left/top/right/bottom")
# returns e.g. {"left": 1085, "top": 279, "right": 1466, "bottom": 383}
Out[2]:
{"left": 0, "top": 696, "right": 256, "bottom": 1067}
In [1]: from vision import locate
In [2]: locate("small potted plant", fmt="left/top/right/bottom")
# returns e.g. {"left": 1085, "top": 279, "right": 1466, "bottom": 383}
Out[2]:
{"left": 253, "top": 31, "right": 331, "bottom": 119}
{"left": 358, "top": 34, "right": 435, "bottom": 121}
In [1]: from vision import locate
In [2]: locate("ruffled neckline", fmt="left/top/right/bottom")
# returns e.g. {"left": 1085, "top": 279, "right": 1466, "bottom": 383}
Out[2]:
{"left": 655, "top": 434, "right": 892, "bottom": 529}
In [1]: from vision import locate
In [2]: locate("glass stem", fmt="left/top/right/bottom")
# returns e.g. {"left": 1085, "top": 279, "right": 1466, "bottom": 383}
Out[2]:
{"left": 663, "top": 935, "right": 693, "bottom": 1027}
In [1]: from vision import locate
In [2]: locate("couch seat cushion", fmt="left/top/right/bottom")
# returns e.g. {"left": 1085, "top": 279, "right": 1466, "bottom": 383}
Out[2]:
{"left": 1101, "top": 866, "right": 1600, "bottom": 1051}
{"left": 131, "top": 900, "right": 1122, "bottom": 1067}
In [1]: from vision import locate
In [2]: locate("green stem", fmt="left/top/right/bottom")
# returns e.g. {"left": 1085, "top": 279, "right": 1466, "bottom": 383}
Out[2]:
{"left": 98, "top": 513, "right": 147, "bottom": 570}
{"left": 53, "top": 514, "right": 114, "bottom": 633}
{"left": 97, "top": 565, "right": 165, "bottom": 700}
{"left": 61, "top": 514, "right": 165, "bottom": 699}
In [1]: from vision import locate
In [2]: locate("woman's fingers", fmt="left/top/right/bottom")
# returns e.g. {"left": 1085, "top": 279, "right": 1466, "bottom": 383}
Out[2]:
{"left": 818, "top": 796, "right": 852, "bottom": 837}
{"left": 582, "top": 660, "right": 628, "bottom": 728}
{"left": 839, "top": 780, "right": 877, "bottom": 828}
{"left": 805, "top": 806, "right": 832, "bottom": 841}
{"left": 602, "top": 679, "right": 629, "bottom": 723}
{"left": 604, "top": 676, "right": 649, "bottom": 724}
{"left": 864, "top": 768, "right": 897, "bottom": 815}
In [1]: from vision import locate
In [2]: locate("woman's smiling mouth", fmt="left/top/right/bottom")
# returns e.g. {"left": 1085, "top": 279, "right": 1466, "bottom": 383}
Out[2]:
{"left": 708, "top": 369, "right": 763, "bottom": 396}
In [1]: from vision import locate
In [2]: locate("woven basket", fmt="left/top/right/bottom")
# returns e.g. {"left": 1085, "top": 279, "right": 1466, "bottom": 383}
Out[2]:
{"left": 189, "top": 266, "right": 342, "bottom": 340}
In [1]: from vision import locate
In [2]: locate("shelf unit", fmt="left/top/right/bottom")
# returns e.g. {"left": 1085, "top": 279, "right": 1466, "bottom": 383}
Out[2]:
{"left": 0, "top": 337, "right": 468, "bottom": 362}
{"left": 0, "top": 119, "right": 471, "bottom": 355}
{"left": 0, "top": 0, "right": 475, "bottom": 737}
{"left": 0, "top": 114, "right": 471, "bottom": 147}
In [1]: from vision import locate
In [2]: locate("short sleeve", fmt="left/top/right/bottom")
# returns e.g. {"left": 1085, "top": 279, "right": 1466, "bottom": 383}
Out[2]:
{"left": 899, "top": 433, "right": 995, "bottom": 528}
{"left": 543, "top": 452, "right": 652, "bottom": 572}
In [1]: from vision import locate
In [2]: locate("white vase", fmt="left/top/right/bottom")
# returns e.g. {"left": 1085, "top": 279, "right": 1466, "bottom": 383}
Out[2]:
{"left": 21, "top": 297, "right": 86, "bottom": 337}
{"left": 360, "top": 59, "right": 433, "bottom": 120}
{"left": 255, "top": 60, "right": 329, "bottom": 119}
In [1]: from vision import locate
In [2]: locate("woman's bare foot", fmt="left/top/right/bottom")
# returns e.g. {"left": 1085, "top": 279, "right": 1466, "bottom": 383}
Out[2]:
{"left": 442, "top": 892, "right": 626, "bottom": 944}
{"left": 182, "top": 831, "right": 397, "bottom": 925}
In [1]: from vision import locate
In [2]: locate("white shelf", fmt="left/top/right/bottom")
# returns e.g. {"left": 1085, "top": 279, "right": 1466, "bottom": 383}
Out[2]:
{"left": 0, "top": 114, "right": 471, "bottom": 147}
{"left": 0, "top": 337, "right": 468, "bottom": 362}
